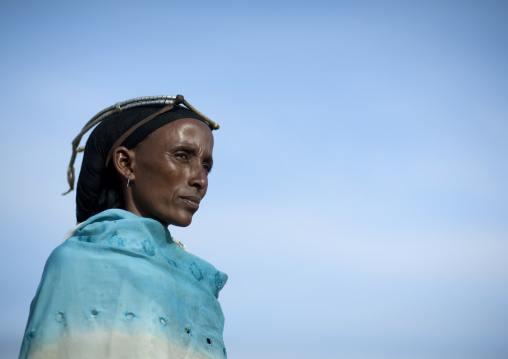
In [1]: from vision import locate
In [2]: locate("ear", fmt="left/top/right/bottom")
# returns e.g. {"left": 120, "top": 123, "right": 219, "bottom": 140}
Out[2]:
{"left": 112, "top": 146, "right": 136, "bottom": 183}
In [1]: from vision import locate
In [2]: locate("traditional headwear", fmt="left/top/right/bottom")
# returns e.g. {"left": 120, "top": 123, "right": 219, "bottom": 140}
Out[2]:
{"left": 63, "top": 95, "right": 219, "bottom": 223}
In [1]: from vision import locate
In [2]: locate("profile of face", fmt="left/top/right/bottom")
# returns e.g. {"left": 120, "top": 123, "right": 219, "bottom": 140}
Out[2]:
{"left": 113, "top": 118, "right": 214, "bottom": 227}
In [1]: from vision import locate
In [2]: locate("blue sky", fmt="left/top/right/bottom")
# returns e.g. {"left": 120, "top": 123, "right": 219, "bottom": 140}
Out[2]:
{"left": 1, "top": 0, "right": 507, "bottom": 358}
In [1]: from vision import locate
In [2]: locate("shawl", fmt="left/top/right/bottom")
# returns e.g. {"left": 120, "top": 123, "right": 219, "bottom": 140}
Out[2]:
{"left": 19, "top": 209, "right": 228, "bottom": 359}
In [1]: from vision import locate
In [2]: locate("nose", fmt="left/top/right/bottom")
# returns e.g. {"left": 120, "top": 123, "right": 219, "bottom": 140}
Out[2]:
{"left": 189, "top": 162, "right": 208, "bottom": 192}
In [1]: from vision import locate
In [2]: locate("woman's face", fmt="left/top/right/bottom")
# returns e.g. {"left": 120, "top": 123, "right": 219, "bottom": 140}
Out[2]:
{"left": 124, "top": 118, "right": 214, "bottom": 227}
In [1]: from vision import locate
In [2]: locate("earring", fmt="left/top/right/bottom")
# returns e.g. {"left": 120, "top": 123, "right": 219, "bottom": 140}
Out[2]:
{"left": 126, "top": 175, "right": 131, "bottom": 188}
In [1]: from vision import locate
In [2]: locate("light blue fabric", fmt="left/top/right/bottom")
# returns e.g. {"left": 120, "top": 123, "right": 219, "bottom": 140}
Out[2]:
{"left": 20, "top": 209, "right": 228, "bottom": 359}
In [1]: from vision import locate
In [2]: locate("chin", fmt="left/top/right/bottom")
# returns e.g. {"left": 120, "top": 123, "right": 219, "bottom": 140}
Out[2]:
{"left": 162, "top": 215, "right": 193, "bottom": 228}
{"left": 171, "top": 220, "right": 192, "bottom": 228}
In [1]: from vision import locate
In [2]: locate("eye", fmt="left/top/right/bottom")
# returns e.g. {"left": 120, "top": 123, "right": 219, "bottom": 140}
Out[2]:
{"left": 202, "top": 163, "right": 212, "bottom": 173}
{"left": 174, "top": 152, "right": 188, "bottom": 160}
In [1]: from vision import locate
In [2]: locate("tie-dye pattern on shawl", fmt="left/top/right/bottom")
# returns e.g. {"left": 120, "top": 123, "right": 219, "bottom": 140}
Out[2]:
{"left": 19, "top": 209, "right": 228, "bottom": 359}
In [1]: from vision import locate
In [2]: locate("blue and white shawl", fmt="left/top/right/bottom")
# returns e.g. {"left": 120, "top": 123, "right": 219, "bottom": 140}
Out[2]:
{"left": 20, "top": 209, "right": 228, "bottom": 359}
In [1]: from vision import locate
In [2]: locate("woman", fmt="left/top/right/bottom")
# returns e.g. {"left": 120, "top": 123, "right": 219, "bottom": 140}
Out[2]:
{"left": 19, "top": 95, "right": 228, "bottom": 359}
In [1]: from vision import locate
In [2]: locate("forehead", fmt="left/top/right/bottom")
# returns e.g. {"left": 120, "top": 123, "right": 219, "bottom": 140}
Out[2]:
{"left": 136, "top": 117, "right": 214, "bottom": 151}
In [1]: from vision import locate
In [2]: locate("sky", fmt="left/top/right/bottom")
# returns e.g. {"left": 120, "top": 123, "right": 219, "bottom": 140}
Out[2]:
{"left": 1, "top": 0, "right": 507, "bottom": 358}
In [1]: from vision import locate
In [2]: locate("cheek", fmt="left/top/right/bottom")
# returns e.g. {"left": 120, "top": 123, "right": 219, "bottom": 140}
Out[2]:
{"left": 149, "top": 169, "right": 182, "bottom": 203}
{"left": 136, "top": 156, "right": 171, "bottom": 184}
{"left": 133, "top": 164, "right": 166, "bottom": 201}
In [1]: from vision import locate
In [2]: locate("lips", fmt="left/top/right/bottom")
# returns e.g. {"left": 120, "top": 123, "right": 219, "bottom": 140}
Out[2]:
{"left": 180, "top": 195, "right": 201, "bottom": 211}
